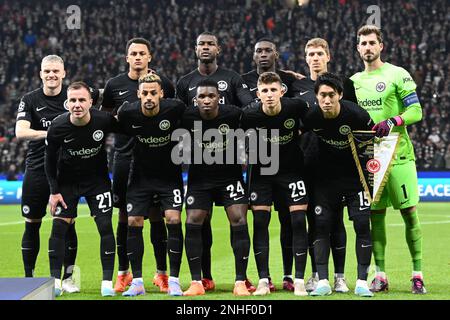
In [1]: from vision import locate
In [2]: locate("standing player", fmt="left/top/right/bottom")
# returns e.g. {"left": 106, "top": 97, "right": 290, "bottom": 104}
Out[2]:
{"left": 242, "top": 72, "right": 310, "bottom": 296}
{"left": 176, "top": 31, "right": 253, "bottom": 291}
{"left": 102, "top": 38, "right": 175, "bottom": 293}
{"left": 352, "top": 25, "right": 425, "bottom": 294}
{"left": 304, "top": 73, "right": 374, "bottom": 297}
{"left": 242, "top": 37, "right": 304, "bottom": 292}
{"left": 298, "top": 38, "right": 350, "bottom": 293}
{"left": 45, "top": 82, "right": 117, "bottom": 297}
{"left": 181, "top": 79, "right": 251, "bottom": 296}
{"left": 117, "top": 74, "right": 185, "bottom": 297}
{"left": 16, "top": 55, "right": 98, "bottom": 293}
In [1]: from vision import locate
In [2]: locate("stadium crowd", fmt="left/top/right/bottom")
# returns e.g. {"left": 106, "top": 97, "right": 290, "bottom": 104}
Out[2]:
{"left": 0, "top": 0, "right": 448, "bottom": 174}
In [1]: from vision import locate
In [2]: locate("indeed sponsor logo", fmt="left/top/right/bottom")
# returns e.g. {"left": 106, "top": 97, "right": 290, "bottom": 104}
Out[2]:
{"left": 358, "top": 98, "right": 382, "bottom": 107}
{"left": 68, "top": 145, "right": 102, "bottom": 158}
{"left": 137, "top": 134, "right": 171, "bottom": 146}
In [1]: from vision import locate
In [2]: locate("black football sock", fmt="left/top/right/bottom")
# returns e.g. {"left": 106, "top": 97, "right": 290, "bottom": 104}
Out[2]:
{"left": 116, "top": 221, "right": 129, "bottom": 272}
{"left": 353, "top": 216, "right": 372, "bottom": 280}
{"left": 201, "top": 218, "right": 213, "bottom": 279}
{"left": 291, "top": 211, "right": 308, "bottom": 279}
{"left": 63, "top": 222, "right": 78, "bottom": 280}
{"left": 231, "top": 224, "right": 250, "bottom": 281}
{"left": 278, "top": 208, "right": 293, "bottom": 277}
{"left": 185, "top": 223, "right": 203, "bottom": 281}
{"left": 22, "top": 221, "right": 41, "bottom": 277}
{"left": 314, "top": 237, "right": 330, "bottom": 281}
{"left": 150, "top": 220, "right": 168, "bottom": 272}
{"left": 253, "top": 210, "right": 271, "bottom": 279}
{"left": 331, "top": 217, "right": 347, "bottom": 274}
{"left": 49, "top": 219, "right": 70, "bottom": 279}
{"left": 95, "top": 216, "right": 116, "bottom": 281}
{"left": 167, "top": 223, "right": 183, "bottom": 278}
{"left": 306, "top": 209, "right": 317, "bottom": 274}
{"left": 127, "top": 226, "right": 144, "bottom": 279}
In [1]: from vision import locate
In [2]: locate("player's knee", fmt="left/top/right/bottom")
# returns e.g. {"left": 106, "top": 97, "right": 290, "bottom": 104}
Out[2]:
{"left": 24, "top": 218, "right": 43, "bottom": 223}
{"left": 95, "top": 215, "right": 113, "bottom": 236}
{"left": 229, "top": 214, "right": 247, "bottom": 226}
{"left": 50, "top": 218, "right": 70, "bottom": 239}
{"left": 352, "top": 216, "right": 370, "bottom": 237}
{"left": 314, "top": 218, "right": 331, "bottom": 238}
{"left": 128, "top": 215, "right": 144, "bottom": 226}
{"left": 400, "top": 206, "right": 416, "bottom": 215}
{"left": 165, "top": 214, "right": 181, "bottom": 225}
{"left": 118, "top": 209, "right": 128, "bottom": 222}
{"left": 186, "top": 214, "right": 203, "bottom": 225}
{"left": 371, "top": 209, "right": 386, "bottom": 215}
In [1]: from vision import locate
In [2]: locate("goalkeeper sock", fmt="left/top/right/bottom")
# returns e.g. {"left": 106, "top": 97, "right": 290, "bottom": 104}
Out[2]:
{"left": 402, "top": 209, "right": 422, "bottom": 272}
{"left": 370, "top": 213, "right": 386, "bottom": 272}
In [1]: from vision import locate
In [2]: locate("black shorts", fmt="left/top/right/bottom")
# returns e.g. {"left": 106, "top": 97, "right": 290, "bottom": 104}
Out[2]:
{"left": 185, "top": 178, "right": 248, "bottom": 210}
{"left": 112, "top": 152, "right": 132, "bottom": 209}
{"left": 55, "top": 177, "right": 113, "bottom": 219}
{"left": 249, "top": 172, "right": 308, "bottom": 207}
{"left": 312, "top": 178, "right": 370, "bottom": 222}
{"left": 21, "top": 168, "right": 50, "bottom": 219}
{"left": 126, "top": 174, "right": 183, "bottom": 217}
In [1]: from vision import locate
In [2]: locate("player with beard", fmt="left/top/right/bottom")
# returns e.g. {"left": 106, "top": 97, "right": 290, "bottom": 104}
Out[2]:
{"left": 117, "top": 74, "right": 185, "bottom": 297}
{"left": 352, "top": 25, "right": 425, "bottom": 294}
{"left": 176, "top": 31, "right": 254, "bottom": 292}
{"left": 101, "top": 38, "right": 175, "bottom": 293}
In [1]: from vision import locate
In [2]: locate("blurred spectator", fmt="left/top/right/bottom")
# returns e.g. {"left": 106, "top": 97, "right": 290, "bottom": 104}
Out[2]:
{"left": 6, "top": 163, "right": 18, "bottom": 181}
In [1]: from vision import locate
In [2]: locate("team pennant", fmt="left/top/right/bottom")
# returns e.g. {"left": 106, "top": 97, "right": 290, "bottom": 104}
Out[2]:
{"left": 348, "top": 131, "right": 399, "bottom": 203}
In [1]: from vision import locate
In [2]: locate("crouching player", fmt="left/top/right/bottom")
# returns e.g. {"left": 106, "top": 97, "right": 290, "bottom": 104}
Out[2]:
{"left": 45, "top": 82, "right": 118, "bottom": 297}
{"left": 304, "top": 73, "right": 374, "bottom": 297}
{"left": 181, "top": 79, "right": 251, "bottom": 296}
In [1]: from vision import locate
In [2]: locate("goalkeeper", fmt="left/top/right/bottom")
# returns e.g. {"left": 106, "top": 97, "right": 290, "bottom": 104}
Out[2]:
{"left": 351, "top": 25, "right": 425, "bottom": 294}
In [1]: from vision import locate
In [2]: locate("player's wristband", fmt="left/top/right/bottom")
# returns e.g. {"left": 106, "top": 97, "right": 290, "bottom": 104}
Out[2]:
{"left": 392, "top": 116, "right": 404, "bottom": 126}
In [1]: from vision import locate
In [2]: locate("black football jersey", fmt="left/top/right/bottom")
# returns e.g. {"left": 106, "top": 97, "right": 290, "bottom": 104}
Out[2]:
{"left": 102, "top": 72, "right": 175, "bottom": 153}
{"left": 182, "top": 104, "right": 243, "bottom": 180}
{"left": 241, "top": 69, "right": 303, "bottom": 99}
{"left": 298, "top": 76, "right": 358, "bottom": 170}
{"left": 45, "top": 109, "right": 118, "bottom": 194}
{"left": 16, "top": 85, "right": 99, "bottom": 170}
{"left": 241, "top": 97, "right": 309, "bottom": 175}
{"left": 176, "top": 66, "right": 253, "bottom": 108}
{"left": 303, "top": 100, "right": 374, "bottom": 180}
{"left": 116, "top": 99, "right": 185, "bottom": 178}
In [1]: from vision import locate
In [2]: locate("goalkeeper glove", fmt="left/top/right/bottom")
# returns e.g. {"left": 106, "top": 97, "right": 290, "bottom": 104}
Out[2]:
{"left": 372, "top": 116, "right": 404, "bottom": 137}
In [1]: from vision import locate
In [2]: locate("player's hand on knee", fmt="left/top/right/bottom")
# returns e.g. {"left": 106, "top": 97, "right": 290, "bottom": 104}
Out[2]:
{"left": 49, "top": 193, "right": 67, "bottom": 215}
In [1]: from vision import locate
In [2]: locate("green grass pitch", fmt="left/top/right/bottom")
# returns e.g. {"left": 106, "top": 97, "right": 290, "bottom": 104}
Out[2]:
{"left": 0, "top": 203, "right": 449, "bottom": 300}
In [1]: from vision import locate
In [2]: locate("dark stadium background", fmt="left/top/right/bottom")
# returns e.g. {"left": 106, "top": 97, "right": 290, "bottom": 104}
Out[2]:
{"left": 0, "top": 0, "right": 448, "bottom": 179}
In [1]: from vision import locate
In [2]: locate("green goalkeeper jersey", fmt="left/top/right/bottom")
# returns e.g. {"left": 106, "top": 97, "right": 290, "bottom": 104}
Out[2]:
{"left": 351, "top": 62, "right": 422, "bottom": 164}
